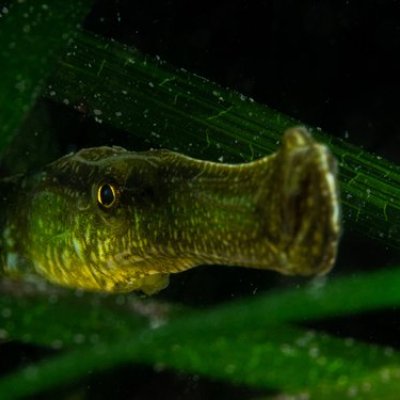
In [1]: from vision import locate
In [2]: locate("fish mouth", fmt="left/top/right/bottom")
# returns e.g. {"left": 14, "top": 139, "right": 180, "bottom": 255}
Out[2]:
{"left": 278, "top": 137, "right": 340, "bottom": 276}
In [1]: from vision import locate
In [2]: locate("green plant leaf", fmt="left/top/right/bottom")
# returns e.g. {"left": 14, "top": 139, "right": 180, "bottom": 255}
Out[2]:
{"left": 2, "top": 268, "right": 400, "bottom": 398}
{"left": 3, "top": 267, "right": 400, "bottom": 349}
{"left": 46, "top": 30, "right": 400, "bottom": 248}
{"left": 1, "top": 301, "right": 399, "bottom": 399}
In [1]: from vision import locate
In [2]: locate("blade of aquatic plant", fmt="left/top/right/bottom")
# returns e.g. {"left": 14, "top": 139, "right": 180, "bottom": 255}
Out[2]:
{"left": 0, "top": 1, "right": 92, "bottom": 153}
{"left": 3, "top": 270, "right": 400, "bottom": 397}
{"left": 305, "top": 367, "right": 400, "bottom": 400}
{"left": 0, "top": 280, "right": 178, "bottom": 348}
{"left": 0, "top": 318, "right": 399, "bottom": 399}
{"left": 3, "top": 267, "right": 400, "bottom": 348}
{"left": 199, "top": 266, "right": 400, "bottom": 327}
{"left": 46, "top": 30, "right": 400, "bottom": 248}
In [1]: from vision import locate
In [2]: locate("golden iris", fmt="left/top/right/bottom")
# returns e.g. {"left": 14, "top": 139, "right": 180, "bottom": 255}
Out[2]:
{"left": 97, "top": 183, "right": 117, "bottom": 208}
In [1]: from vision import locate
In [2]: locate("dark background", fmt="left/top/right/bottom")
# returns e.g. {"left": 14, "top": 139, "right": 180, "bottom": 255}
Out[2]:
{"left": 86, "top": 0, "right": 400, "bottom": 163}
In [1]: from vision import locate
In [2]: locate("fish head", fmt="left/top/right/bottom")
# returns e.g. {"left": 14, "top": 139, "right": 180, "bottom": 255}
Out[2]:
{"left": 26, "top": 146, "right": 169, "bottom": 293}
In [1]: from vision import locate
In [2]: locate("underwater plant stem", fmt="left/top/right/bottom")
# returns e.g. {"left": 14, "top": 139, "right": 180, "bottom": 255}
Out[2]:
{"left": 45, "top": 30, "right": 400, "bottom": 248}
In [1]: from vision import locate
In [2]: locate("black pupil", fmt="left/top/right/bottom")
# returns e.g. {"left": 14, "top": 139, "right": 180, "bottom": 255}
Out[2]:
{"left": 100, "top": 184, "right": 114, "bottom": 206}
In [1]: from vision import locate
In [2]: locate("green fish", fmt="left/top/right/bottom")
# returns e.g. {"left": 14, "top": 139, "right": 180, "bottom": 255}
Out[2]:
{"left": 0, "top": 127, "right": 340, "bottom": 294}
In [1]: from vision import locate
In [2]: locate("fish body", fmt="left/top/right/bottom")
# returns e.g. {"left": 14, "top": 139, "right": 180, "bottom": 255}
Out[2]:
{"left": 0, "top": 127, "right": 340, "bottom": 294}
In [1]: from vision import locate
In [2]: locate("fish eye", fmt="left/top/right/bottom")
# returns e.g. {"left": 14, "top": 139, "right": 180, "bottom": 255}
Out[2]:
{"left": 97, "top": 183, "right": 118, "bottom": 208}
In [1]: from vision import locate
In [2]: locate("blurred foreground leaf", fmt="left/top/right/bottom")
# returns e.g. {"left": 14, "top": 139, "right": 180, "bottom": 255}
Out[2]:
{"left": 2, "top": 322, "right": 400, "bottom": 399}
{"left": 2, "top": 268, "right": 400, "bottom": 398}
{"left": 4, "top": 267, "right": 400, "bottom": 347}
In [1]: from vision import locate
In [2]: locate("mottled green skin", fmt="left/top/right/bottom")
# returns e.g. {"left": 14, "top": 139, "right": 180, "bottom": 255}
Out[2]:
{"left": 0, "top": 128, "right": 340, "bottom": 294}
